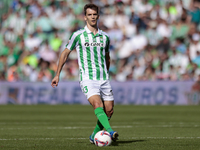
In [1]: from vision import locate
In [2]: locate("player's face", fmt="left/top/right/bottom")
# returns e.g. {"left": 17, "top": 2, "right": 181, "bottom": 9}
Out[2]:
{"left": 84, "top": 8, "right": 99, "bottom": 27}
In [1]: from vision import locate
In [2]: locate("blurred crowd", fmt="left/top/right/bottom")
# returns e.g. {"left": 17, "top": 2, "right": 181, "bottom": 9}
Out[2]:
{"left": 1, "top": 0, "right": 200, "bottom": 82}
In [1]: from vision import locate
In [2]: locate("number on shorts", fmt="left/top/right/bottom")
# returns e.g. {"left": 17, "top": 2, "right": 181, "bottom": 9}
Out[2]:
{"left": 83, "top": 86, "right": 88, "bottom": 93}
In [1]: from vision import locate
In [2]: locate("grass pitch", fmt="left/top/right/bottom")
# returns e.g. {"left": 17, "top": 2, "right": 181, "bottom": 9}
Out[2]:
{"left": 0, "top": 105, "right": 200, "bottom": 150}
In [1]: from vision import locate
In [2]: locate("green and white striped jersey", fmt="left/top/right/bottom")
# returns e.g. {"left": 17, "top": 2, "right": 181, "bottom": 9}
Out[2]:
{"left": 66, "top": 26, "right": 110, "bottom": 81}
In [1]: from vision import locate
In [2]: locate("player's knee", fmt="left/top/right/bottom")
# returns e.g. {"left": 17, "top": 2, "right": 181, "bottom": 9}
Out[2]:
{"left": 93, "top": 102, "right": 103, "bottom": 109}
{"left": 88, "top": 95, "right": 103, "bottom": 109}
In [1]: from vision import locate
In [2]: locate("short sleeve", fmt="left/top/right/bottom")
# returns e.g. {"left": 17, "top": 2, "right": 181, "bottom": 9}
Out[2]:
{"left": 66, "top": 32, "right": 79, "bottom": 51}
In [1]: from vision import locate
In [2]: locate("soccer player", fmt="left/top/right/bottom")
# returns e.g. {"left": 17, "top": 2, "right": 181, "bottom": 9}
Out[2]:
{"left": 51, "top": 3, "right": 119, "bottom": 143}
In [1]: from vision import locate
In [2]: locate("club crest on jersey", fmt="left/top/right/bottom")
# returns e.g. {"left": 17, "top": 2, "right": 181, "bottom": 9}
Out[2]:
{"left": 85, "top": 37, "right": 89, "bottom": 40}
{"left": 84, "top": 42, "right": 104, "bottom": 47}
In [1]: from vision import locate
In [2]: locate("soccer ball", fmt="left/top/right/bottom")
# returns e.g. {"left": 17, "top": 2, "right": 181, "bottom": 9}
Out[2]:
{"left": 94, "top": 130, "right": 112, "bottom": 147}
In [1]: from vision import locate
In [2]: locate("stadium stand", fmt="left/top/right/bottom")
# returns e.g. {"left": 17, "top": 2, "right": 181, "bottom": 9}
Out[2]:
{"left": 0, "top": 0, "right": 200, "bottom": 82}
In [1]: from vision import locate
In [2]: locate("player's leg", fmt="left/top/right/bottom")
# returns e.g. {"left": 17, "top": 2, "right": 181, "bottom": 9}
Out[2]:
{"left": 88, "top": 95, "right": 104, "bottom": 142}
{"left": 103, "top": 100, "right": 114, "bottom": 118}
{"left": 88, "top": 95, "right": 114, "bottom": 133}
{"left": 100, "top": 80, "right": 119, "bottom": 141}
{"left": 80, "top": 80, "right": 114, "bottom": 143}
{"left": 90, "top": 100, "right": 113, "bottom": 141}
{"left": 90, "top": 120, "right": 104, "bottom": 141}
{"left": 80, "top": 80, "right": 101, "bottom": 143}
{"left": 103, "top": 100, "right": 119, "bottom": 141}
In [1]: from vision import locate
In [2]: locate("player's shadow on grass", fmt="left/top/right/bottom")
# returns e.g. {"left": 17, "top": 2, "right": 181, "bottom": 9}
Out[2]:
{"left": 111, "top": 140, "right": 145, "bottom": 146}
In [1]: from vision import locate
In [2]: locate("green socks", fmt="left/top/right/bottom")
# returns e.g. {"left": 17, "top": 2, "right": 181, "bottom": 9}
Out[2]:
{"left": 91, "top": 120, "right": 103, "bottom": 139}
{"left": 91, "top": 117, "right": 112, "bottom": 139}
{"left": 94, "top": 107, "right": 113, "bottom": 133}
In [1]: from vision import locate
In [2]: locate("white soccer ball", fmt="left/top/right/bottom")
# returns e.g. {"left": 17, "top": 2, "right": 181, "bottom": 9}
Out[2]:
{"left": 94, "top": 130, "right": 112, "bottom": 147}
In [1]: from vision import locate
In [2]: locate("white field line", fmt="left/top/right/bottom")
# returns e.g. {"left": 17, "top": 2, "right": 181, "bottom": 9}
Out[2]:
{"left": 0, "top": 137, "right": 200, "bottom": 141}
{"left": 130, "top": 137, "right": 200, "bottom": 139}
{"left": 47, "top": 125, "right": 200, "bottom": 129}
{"left": 0, "top": 122, "right": 199, "bottom": 125}
{"left": 47, "top": 126, "right": 133, "bottom": 129}
{"left": 0, "top": 126, "right": 133, "bottom": 130}
{"left": 0, "top": 125, "right": 199, "bottom": 130}
{"left": 0, "top": 122, "right": 93, "bottom": 125}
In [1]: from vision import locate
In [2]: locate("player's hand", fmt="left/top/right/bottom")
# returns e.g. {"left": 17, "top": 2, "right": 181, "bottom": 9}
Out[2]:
{"left": 51, "top": 75, "right": 59, "bottom": 88}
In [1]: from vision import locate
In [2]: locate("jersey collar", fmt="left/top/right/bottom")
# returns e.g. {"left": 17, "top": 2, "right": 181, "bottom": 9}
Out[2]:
{"left": 84, "top": 25, "right": 102, "bottom": 35}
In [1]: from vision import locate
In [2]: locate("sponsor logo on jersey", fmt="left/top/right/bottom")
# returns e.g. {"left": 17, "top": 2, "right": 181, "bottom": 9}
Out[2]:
{"left": 84, "top": 42, "right": 104, "bottom": 47}
{"left": 85, "top": 42, "right": 90, "bottom": 47}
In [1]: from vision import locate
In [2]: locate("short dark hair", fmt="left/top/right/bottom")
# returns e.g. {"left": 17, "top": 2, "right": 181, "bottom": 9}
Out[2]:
{"left": 84, "top": 4, "right": 99, "bottom": 15}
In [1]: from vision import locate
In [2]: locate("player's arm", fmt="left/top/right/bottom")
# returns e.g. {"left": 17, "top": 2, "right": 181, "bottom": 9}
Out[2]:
{"left": 105, "top": 36, "right": 110, "bottom": 71}
{"left": 51, "top": 30, "right": 79, "bottom": 87}
{"left": 105, "top": 52, "right": 110, "bottom": 71}
{"left": 51, "top": 48, "right": 71, "bottom": 88}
